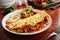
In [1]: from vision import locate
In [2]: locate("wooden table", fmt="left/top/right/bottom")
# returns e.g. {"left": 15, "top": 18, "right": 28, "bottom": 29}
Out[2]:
{"left": 0, "top": 7, "right": 60, "bottom": 40}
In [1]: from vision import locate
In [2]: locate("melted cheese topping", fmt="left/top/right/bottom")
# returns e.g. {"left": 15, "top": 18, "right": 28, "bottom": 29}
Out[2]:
{"left": 6, "top": 11, "right": 48, "bottom": 28}
{"left": 7, "top": 13, "right": 21, "bottom": 23}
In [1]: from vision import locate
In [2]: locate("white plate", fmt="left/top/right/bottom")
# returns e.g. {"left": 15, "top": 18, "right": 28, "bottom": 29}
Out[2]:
{"left": 2, "top": 9, "right": 52, "bottom": 35}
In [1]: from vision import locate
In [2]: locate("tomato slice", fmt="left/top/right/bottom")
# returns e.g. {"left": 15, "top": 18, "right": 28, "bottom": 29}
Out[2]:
{"left": 29, "top": 30, "right": 32, "bottom": 32}
{"left": 22, "top": 13, "right": 30, "bottom": 18}
{"left": 34, "top": 0, "right": 45, "bottom": 3}
{"left": 36, "top": 26, "right": 40, "bottom": 30}
{"left": 35, "top": 24, "right": 41, "bottom": 30}
{"left": 20, "top": 25, "right": 28, "bottom": 30}
{"left": 39, "top": 0, "right": 45, "bottom": 3}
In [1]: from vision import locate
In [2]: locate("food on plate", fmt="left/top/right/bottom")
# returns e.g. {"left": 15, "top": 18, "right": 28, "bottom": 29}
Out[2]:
{"left": 6, "top": 6, "right": 50, "bottom": 33}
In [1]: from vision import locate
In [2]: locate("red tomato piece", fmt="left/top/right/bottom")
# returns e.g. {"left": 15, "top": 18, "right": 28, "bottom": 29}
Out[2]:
{"left": 36, "top": 24, "right": 40, "bottom": 27}
{"left": 20, "top": 25, "right": 28, "bottom": 30}
{"left": 36, "top": 26, "right": 40, "bottom": 30}
{"left": 34, "top": 0, "right": 45, "bottom": 3}
{"left": 39, "top": 0, "right": 45, "bottom": 3}
{"left": 35, "top": 24, "right": 41, "bottom": 30}
{"left": 29, "top": 30, "right": 33, "bottom": 32}
{"left": 22, "top": 13, "right": 30, "bottom": 18}
{"left": 44, "top": 16, "right": 49, "bottom": 25}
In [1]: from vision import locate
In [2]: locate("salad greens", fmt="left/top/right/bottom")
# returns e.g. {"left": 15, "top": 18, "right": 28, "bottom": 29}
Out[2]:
{"left": 4, "top": 6, "right": 14, "bottom": 14}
